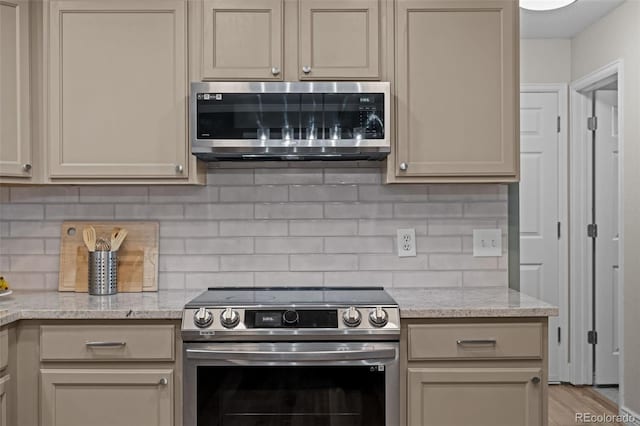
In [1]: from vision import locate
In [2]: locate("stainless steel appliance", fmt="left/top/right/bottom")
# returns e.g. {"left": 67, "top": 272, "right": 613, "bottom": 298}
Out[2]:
{"left": 190, "top": 82, "right": 390, "bottom": 161}
{"left": 182, "top": 287, "right": 400, "bottom": 426}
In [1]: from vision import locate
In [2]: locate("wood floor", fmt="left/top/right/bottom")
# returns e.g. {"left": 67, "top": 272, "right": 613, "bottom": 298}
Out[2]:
{"left": 549, "top": 384, "right": 622, "bottom": 426}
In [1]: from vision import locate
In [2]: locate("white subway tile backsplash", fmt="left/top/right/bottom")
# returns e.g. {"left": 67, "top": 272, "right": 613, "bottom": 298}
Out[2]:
{"left": 323, "top": 271, "right": 393, "bottom": 287}
{"left": 255, "top": 168, "right": 323, "bottom": 185}
{"left": 290, "top": 254, "right": 358, "bottom": 271}
{"left": 324, "top": 168, "right": 381, "bottom": 184}
{"left": 255, "top": 272, "right": 323, "bottom": 287}
{"left": 220, "top": 186, "right": 288, "bottom": 202}
{"left": 1, "top": 166, "right": 508, "bottom": 290}
{"left": 160, "top": 255, "right": 219, "bottom": 272}
{"left": 186, "top": 272, "right": 254, "bottom": 289}
{"left": 149, "top": 186, "right": 219, "bottom": 203}
{"left": 393, "top": 202, "right": 463, "bottom": 218}
{"left": 185, "top": 204, "right": 254, "bottom": 220}
{"left": 254, "top": 237, "right": 323, "bottom": 254}
{"left": 324, "top": 237, "right": 393, "bottom": 254}
{"left": 255, "top": 203, "right": 323, "bottom": 219}
{"left": 0, "top": 204, "right": 45, "bottom": 220}
{"left": 428, "top": 254, "right": 497, "bottom": 270}
{"left": 220, "top": 255, "right": 289, "bottom": 271}
{"left": 290, "top": 185, "right": 358, "bottom": 202}
{"left": 186, "top": 238, "right": 254, "bottom": 254}
{"left": 324, "top": 203, "right": 393, "bottom": 219}
{"left": 79, "top": 187, "right": 148, "bottom": 203}
{"left": 10, "top": 187, "right": 79, "bottom": 203}
{"left": 290, "top": 220, "right": 358, "bottom": 236}
{"left": 116, "top": 204, "right": 183, "bottom": 219}
{"left": 220, "top": 220, "right": 288, "bottom": 236}
{"left": 46, "top": 204, "right": 115, "bottom": 220}
{"left": 359, "top": 254, "right": 429, "bottom": 271}
{"left": 160, "top": 221, "right": 218, "bottom": 237}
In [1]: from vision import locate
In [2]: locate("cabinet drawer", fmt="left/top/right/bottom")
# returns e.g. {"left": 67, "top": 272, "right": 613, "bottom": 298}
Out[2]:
{"left": 408, "top": 323, "right": 543, "bottom": 360}
{"left": 40, "top": 325, "right": 174, "bottom": 362}
{"left": 0, "top": 329, "right": 7, "bottom": 370}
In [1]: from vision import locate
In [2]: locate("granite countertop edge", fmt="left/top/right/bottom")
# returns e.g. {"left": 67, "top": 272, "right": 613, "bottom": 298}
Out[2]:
{"left": 0, "top": 287, "right": 558, "bottom": 327}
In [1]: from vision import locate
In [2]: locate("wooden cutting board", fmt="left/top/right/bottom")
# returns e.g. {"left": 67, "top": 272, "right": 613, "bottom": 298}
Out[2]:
{"left": 58, "top": 221, "right": 159, "bottom": 293}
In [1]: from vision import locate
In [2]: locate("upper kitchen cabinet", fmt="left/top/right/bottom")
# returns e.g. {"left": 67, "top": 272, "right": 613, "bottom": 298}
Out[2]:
{"left": 298, "top": 0, "right": 380, "bottom": 80}
{"left": 0, "top": 0, "right": 32, "bottom": 180}
{"left": 46, "top": 0, "right": 195, "bottom": 180}
{"left": 389, "top": 0, "right": 519, "bottom": 183}
{"left": 197, "top": 0, "right": 284, "bottom": 80}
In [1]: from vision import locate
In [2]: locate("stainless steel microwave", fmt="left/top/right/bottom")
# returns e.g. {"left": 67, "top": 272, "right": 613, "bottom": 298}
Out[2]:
{"left": 190, "top": 82, "right": 390, "bottom": 161}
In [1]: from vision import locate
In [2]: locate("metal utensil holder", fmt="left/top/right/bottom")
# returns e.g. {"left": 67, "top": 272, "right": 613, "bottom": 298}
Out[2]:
{"left": 88, "top": 251, "right": 118, "bottom": 295}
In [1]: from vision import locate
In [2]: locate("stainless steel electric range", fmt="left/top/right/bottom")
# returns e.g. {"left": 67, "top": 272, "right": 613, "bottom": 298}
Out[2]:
{"left": 181, "top": 287, "right": 400, "bottom": 426}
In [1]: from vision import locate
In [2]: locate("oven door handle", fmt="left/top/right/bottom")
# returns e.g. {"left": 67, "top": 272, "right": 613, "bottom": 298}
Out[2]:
{"left": 186, "top": 348, "right": 396, "bottom": 362}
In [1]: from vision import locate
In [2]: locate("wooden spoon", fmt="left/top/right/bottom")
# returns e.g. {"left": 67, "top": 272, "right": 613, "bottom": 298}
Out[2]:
{"left": 110, "top": 227, "right": 121, "bottom": 250}
{"left": 82, "top": 226, "right": 96, "bottom": 252}
{"left": 111, "top": 228, "right": 128, "bottom": 251}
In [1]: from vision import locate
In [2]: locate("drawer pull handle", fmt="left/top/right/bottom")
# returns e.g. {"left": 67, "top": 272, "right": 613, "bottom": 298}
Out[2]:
{"left": 531, "top": 376, "right": 541, "bottom": 384}
{"left": 456, "top": 339, "right": 497, "bottom": 345}
{"left": 85, "top": 341, "right": 127, "bottom": 348}
{"left": 159, "top": 378, "right": 168, "bottom": 386}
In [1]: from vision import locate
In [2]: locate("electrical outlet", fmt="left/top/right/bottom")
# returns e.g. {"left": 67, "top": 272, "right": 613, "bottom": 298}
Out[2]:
{"left": 473, "top": 229, "right": 502, "bottom": 257}
{"left": 397, "top": 228, "right": 416, "bottom": 257}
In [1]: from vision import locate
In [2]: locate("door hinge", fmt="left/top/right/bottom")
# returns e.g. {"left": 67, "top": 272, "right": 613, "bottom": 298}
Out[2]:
{"left": 557, "top": 222, "right": 561, "bottom": 239}
{"left": 587, "top": 223, "right": 598, "bottom": 238}
{"left": 587, "top": 116, "right": 598, "bottom": 131}
{"left": 587, "top": 330, "right": 598, "bottom": 345}
{"left": 557, "top": 116, "right": 561, "bottom": 133}
{"left": 557, "top": 327, "right": 561, "bottom": 343}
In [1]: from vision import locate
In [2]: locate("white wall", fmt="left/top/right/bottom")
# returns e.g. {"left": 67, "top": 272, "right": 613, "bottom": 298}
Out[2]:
{"left": 520, "top": 39, "right": 572, "bottom": 84}
{"left": 571, "top": 0, "right": 640, "bottom": 416}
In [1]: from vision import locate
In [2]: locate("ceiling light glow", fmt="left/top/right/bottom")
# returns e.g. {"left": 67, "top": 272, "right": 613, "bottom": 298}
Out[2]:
{"left": 520, "top": 0, "right": 577, "bottom": 11}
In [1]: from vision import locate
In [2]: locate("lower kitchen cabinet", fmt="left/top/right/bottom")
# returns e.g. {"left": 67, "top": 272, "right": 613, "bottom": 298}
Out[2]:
{"left": 40, "top": 368, "right": 174, "bottom": 426}
{"left": 407, "top": 367, "right": 542, "bottom": 426}
{"left": 0, "top": 374, "right": 9, "bottom": 426}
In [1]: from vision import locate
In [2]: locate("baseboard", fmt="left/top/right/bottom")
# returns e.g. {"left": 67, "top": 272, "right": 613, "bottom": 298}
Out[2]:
{"left": 621, "top": 406, "right": 640, "bottom": 426}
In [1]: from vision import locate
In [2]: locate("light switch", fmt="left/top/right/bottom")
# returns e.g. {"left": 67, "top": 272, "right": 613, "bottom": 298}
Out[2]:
{"left": 473, "top": 229, "right": 502, "bottom": 257}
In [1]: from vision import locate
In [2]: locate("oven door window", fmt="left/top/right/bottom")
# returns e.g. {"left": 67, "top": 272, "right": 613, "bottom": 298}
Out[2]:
{"left": 196, "top": 366, "right": 385, "bottom": 426}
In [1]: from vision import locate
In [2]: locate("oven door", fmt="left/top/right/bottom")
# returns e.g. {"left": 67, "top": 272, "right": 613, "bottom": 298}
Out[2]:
{"left": 184, "top": 341, "right": 399, "bottom": 426}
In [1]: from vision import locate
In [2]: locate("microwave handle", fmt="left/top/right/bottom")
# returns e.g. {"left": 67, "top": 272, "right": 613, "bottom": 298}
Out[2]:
{"left": 186, "top": 348, "right": 396, "bottom": 362}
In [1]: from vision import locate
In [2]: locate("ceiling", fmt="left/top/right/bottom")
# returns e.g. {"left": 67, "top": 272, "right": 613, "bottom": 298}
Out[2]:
{"left": 520, "top": 0, "right": 625, "bottom": 38}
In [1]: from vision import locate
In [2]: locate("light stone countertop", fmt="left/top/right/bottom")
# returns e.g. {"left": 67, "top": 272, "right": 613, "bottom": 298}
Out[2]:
{"left": 0, "top": 287, "right": 557, "bottom": 326}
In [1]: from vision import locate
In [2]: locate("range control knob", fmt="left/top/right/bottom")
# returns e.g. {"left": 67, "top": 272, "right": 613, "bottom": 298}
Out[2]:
{"left": 193, "top": 308, "right": 213, "bottom": 328}
{"left": 369, "top": 307, "right": 389, "bottom": 327}
{"left": 343, "top": 307, "right": 362, "bottom": 327}
{"left": 220, "top": 308, "right": 240, "bottom": 329}
{"left": 282, "top": 310, "right": 299, "bottom": 325}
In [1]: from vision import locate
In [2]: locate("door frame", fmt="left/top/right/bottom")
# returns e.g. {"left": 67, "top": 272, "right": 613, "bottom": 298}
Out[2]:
{"left": 569, "top": 60, "right": 625, "bottom": 390}
{"left": 520, "top": 83, "right": 570, "bottom": 383}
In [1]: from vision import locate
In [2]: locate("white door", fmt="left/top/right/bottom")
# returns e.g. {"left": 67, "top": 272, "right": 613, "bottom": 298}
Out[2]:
{"left": 594, "top": 89, "right": 620, "bottom": 385}
{"left": 519, "top": 91, "right": 562, "bottom": 382}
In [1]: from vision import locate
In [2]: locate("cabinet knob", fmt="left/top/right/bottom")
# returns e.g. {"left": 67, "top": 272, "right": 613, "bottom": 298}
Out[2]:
{"left": 159, "top": 377, "right": 168, "bottom": 386}
{"left": 302, "top": 66, "right": 312, "bottom": 74}
{"left": 271, "top": 67, "right": 281, "bottom": 76}
{"left": 175, "top": 164, "right": 184, "bottom": 174}
{"left": 531, "top": 376, "right": 540, "bottom": 384}
{"left": 22, "top": 163, "right": 32, "bottom": 172}
{"left": 399, "top": 162, "right": 408, "bottom": 171}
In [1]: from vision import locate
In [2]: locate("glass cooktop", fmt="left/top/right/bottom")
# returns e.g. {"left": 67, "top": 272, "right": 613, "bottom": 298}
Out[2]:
{"left": 185, "top": 287, "right": 397, "bottom": 308}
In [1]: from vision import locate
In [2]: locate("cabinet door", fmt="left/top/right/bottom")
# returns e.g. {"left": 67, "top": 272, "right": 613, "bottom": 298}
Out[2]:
{"left": 395, "top": 0, "right": 518, "bottom": 179}
{"left": 201, "top": 0, "right": 283, "bottom": 80}
{"left": 0, "top": 0, "right": 31, "bottom": 178}
{"left": 299, "top": 0, "right": 380, "bottom": 80}
{"left": 408, "top": 367, "right": 542, "bottom": 426}
{"left": 47, "top": 0, "right": 188, "bottom": 179}
{"left": 41, "top": 369, "right": 173, "bottom": 426}
{"left": 0, "top": 375, "right": 8, "bottom": 426}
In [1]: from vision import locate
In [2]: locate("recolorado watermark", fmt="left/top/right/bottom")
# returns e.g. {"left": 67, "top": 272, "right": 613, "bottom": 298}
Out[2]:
{"left": 576, "top": 412, "right": 637, "bottom": 423}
